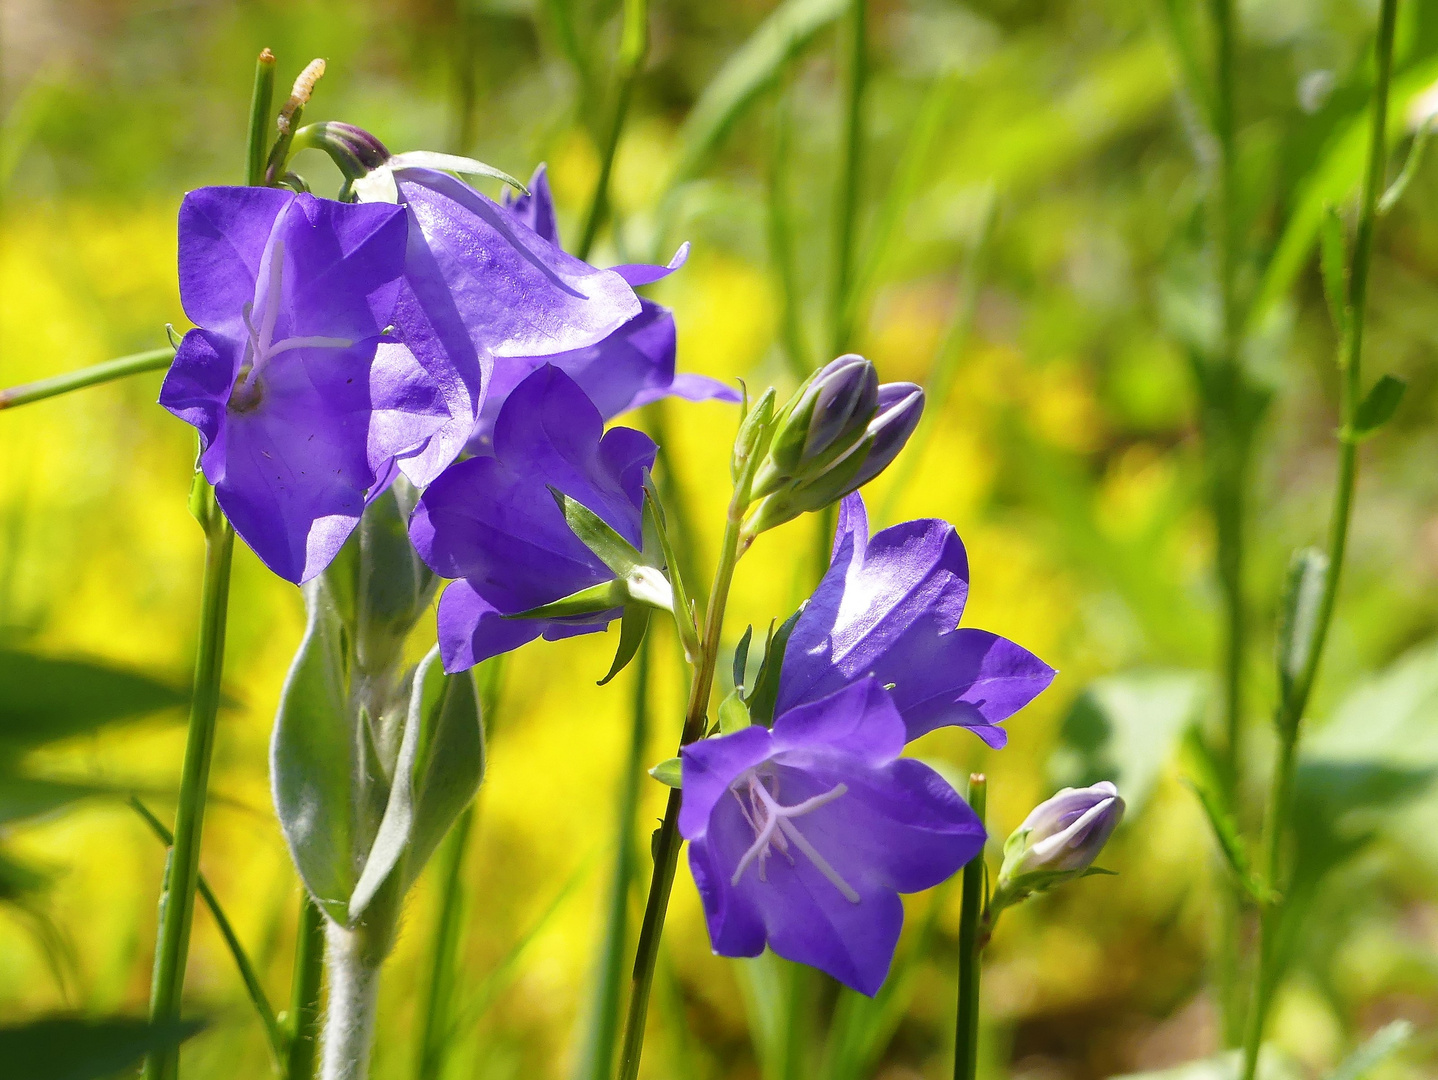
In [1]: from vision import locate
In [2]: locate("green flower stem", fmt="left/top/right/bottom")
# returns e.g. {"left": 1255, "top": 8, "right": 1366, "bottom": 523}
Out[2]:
{"left": 575, "top": 0, "right": 649, "bottom": 261}
{"left": 828, "top": 0, "right": 866, "bottom": 358}
{"left": 414, "top": 805, "right": 475, "bottom": 1080}
{"left": 617, "top": 460, "right": 755, "bottom": 1080}
{"left": 1237, "top": 2, "right": 1398, "bottom": 1077}
{"left": 145, "top": 505, "right": 236, "bottom": 1080}
{"left": 286, "top": 895, "right": 326, "bottom": 1080}
{"left": 247, "top": 49, "right": 278, "bottom": 187}
{"left": 578, "top": 633, "right": 652, "bottom": 1080}
{"left": 129, "top": 797, "right": 284, "bottom": 1069}
{"left": 954, "top": 774, "right": 986, "bottom": 1080}
{"left": 768, "top": 75, "right": 810, "bottom": 380}
{"left": 0, "top": 347, "right": 173, "bottom": 411}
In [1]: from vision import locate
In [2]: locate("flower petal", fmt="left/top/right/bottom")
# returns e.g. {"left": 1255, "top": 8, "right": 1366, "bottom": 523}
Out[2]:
{"left": 435, "top": 578, "right": 544, "bottom": 672}
{"left": 178, "top": 186, "right": 293, "bottom": 339}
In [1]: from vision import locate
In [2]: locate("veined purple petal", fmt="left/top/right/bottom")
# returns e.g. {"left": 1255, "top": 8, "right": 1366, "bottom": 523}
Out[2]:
{"left": 159, "top": 329, "right": 239, "bottom": 473}
{"left": 177, "top": 186, "right": 294, "bottom": 339}
{"left": 610, "top": 241, "right": 690, "bottom": 287}
{"left": 778, "top": 493, "right": 1054, "bottom": 744}
{"left": 501, "top": 164, "right": 561, "bottom": 245}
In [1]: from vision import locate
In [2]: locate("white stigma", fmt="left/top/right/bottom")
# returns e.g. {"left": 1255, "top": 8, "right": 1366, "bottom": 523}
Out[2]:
{"left": 729, "top": 771, "right": 859, "bottom": 903}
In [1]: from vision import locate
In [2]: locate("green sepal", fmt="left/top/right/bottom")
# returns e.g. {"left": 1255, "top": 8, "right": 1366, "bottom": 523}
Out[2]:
{"left": 643, "top": 473, "right": 700, "bottom": 658}
{"left": 649, "top": 757, "right": 683, "bottom": 788}
{"left": 1319, "top": 204, "right": 1349, "bottom": 336}
{"left": 745, "top": 608, "right": 803, "bottom": 725}
{"left": 598, "top": 604, "right": 652, "bottom": 686}
{"left": 504, "top": 579, "right": 628, "bottom": 620}
{"left": 719, "top": 689, "right": 752, "bottom": 734}
{"left": 1348, "top": 374, "right": 1406, "bottom": 440}
{"left": 732, "top": 625, "right": 754, "bottom": 692}
{"left": 731, "top": 386, "right": 777, "bottom": 489}
{"left": 550, "top": 487, "right": 644, "bottom": 576}
{"left": 1277, "top": 547, "right": 1329, "bottom": 719}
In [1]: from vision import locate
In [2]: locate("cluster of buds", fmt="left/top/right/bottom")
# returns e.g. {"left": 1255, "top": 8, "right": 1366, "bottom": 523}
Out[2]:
{"left": 992, "top": 781, "right": 1125, "bottom": 913}
{"left": 745, "top": 355, "right": 924, "bottom": 535}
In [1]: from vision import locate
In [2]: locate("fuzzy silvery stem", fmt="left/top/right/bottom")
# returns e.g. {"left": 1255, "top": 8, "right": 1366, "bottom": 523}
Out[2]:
{"left": 1238, "top": 1, "right": 1398, "bottom": 1077}
{"left": 321, "top": 921, "right": 384, "bottom": 1080}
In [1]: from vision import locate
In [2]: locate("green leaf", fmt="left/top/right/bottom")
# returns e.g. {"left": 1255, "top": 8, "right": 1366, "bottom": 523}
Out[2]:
{"left": 1327, "top": 1020, "right": 1413, "bottom": 1080}
{"left": 732, "top": 625, "right": 754, "bottom": 693}
{"left": 349, "top": 645, "right": 485, "bottom": 920}
{"left": 667, "top": 0, "right": 847, "bottom": 188}
{"left": 597, "top": 603, "right": 651, "bottom": 686}
{"left": 648, "top": 757, "right": 682, "bottom": 788}
{"left": 1049, "top": 669, "right": 1207, "bottom": 814}
{"left": 0, "top": 1016, "right": 206, "bottom": 1080}
{"left": 0, "top": 777, "right": 108, "bottom": 826}
{"left": 1319, "top": 205, "right": 1349, "bottom": 334}
{"left": 0, "top": 649, "right": 185, "bottom": 751}
{"left": 1276, "top": 548, "right": 1329, "bottom": 716}
{"left": 271, "top": 576, "right": 386, "bottom": 924}
{"left": 643, "top": 475, "right": 699, "bottom": 659}
{"left": 1350, "top": 374, "right": 1407, "bottom": 439}
{"left": 719, "top": 690, "right": 752, "bottom": 734}
{"left": 549, "top": 487, "right": 644, "bottom": 577}
{"left": 745, "top": 609, "right": 802, "bottom": 726}
{"left": 351, "top": 479, "right": 438, "bottom": 674}
{"left": 1111, "top": 1046, "right": 1305, "bottom": 1080}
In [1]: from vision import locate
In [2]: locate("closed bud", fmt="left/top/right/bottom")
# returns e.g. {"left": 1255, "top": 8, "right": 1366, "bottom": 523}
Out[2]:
{"left": 754, "top": 356, "right": 879, "bottom": 498}
{"left": 291, "top": 121, "right": 392, "bottom": 181}
{"left": 746, "top": 376, "right": 924, "bottom": 535}
{"left": 993, "top": 782, "right": 1124, "bottom": 909}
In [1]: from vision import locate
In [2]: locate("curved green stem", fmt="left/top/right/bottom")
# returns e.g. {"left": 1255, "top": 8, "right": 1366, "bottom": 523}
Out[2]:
{"left": 953, "top": 775, "right": 986, "bottom": 1080}
{"left": 616, "top": 467, "right": 753, "bottom": 1080}
{"left": 145, "top": 510, "right": 235, "bottom": 1080}
{"left": 1238, "top": 1, "right": 1398, "bottom": 1076}
{"left": 0, "top": 348, "right": 173, "bottom": 411}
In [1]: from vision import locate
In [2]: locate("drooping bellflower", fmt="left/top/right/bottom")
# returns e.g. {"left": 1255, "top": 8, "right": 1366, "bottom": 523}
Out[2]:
{"left": 408, "top": 365, "right": 656, "bottom": 672}
{"left": 680, "top": 678, "right": 984, "bottom": 995}
{"left": 777, "top": 493, "right": 1056, "bottom": 747}
{"left": 160, "top": 187, "right": 450, "bottom": 582}
{"left": 468, "top": 164, "right": 737, "bottom": 449}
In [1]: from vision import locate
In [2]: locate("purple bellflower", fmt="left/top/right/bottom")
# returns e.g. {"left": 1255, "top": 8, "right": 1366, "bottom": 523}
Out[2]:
{"left": 776, "top": 493, "right": 1056, "bottom": 748}
{"left": 408, "top": 364, "right": 656, "bottom": 672}
{"left": 680, "top": 678, "right": 984, "bottom": 995}
{"left": 464, "top": 165, "right": 738, "bottom": 450}
{"left": 160, "top": 187, "right": 451, "bottom": 583}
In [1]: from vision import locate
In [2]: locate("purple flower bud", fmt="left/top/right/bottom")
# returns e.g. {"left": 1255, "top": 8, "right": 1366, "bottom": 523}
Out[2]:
{"left": 847, "top": 382, "right": 924, "bottom": 490}
{"left": 759, "top": 355, "right": 879, "bottom": 492}
{"left": 997, "top": 782, "right": 1124, "bottom": 896}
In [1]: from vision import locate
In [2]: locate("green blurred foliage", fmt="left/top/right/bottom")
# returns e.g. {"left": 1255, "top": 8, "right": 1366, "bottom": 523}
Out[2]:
{"left": 2, "top": 0, "right": 1437, "bottom": 1077}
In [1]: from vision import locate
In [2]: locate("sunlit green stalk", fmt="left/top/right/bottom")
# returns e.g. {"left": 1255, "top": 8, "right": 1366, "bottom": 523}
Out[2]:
{"left": 577, "top": 633, "right": 652, "bottom": 1080}
{"left": 145, "top": 506, "right": 236, "bottom": 1080}
{"left": 953, "top": 775, "right": 986, "bottom": 1080}
{"left": 414, "top": 805, "right": 473, "bottom": 1080}
{"left": 616, "top": 456, "right": 756, "bottom": 1080}
{"left": 576, "top": 0, "right": 649, "bottom": 261}
{"left": 1237, "top": 2, "right": 1398, "bottom": 1076}
{"left": 768, "top": 76, "right": 810, "bottom": 380}
{"left": 0, "top": 347, "right": 173, "bottom": 411}
{"left": 286, "top": 895, "right": 326, "bottom": 1080}
{"left": 828, "top": 0, "right": 866, "bottom": 358}
{"left": 247, "top": 49, "right": 278, "bottom": 186}
{"left": 130, "top": 797, "right": 284, "bottom": 1069}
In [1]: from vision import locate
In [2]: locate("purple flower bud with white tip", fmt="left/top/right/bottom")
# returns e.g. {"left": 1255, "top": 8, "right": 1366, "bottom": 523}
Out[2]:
{"left": 994, "top": 781, "right": 1124, "bottom": 907}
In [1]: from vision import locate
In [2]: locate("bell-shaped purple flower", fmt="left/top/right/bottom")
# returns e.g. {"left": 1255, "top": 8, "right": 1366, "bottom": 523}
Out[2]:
{"left": 680, "top": 678, "right": 984, "bottom": 995}
{"left": 993, "top": 781, "right": 1123, "bottom": 909}
{"left": 160, "top": 186, "right": 452, "bottom": 583}
{"left": 463, "top": 165, "right": 738, "bottom": 450}
{"left": 776, "top": 493, "right": 1055, "bottom": 747}
{"left": 407, "top": 365, "right": 656, "bottom": 672}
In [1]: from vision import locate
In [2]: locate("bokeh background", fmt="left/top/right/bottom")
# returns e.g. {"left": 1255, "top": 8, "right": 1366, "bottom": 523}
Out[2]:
{"left": 2, "top": 0, "right": 1437, "bottom": 1077}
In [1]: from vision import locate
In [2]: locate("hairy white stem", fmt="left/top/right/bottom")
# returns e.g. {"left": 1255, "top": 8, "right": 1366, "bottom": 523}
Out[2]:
{"left": 320, "top": 920, "right": 383, "bottom": 1080}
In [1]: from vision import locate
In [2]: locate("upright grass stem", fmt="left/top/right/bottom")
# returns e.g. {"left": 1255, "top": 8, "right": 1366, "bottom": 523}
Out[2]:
{"left": 145, "top": 508, "right": 236, "bottom": 1080}
{"left": 829, "top": 0, "right": 866, "bottom": 359}
{"left": 616, "top": 460, "right": 755, "bottom": 1080}
{"left": 286, "top": 895, "right": 326, "bottom": 1080}
{"left": 1237, "top": 2, "right": 1398, "bottom": 1076}
{"left": 953, "top": 775, "right": 986, "bottom": 1080}
{"left": 577, "top": 634, "right": 652, "bottom": 1080}
{"left": 415, "top": 807, "right": 474, "bottom": 1080}
{"left": 145, "top": 51, "right": 271, "bottom": 1080}
{"left": 576, "top": 0, "right": 649, "bottom": 261}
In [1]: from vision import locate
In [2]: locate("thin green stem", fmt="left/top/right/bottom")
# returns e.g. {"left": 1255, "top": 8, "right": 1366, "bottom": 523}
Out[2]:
{"left": 129, "top": 797, "right": 284, "bottom": 1069}
{"left": 1237, "top": 1, "right": 1398, "bottom": 1076}
{"left": 576, "top": 0, "right": 649, "bottom": 261}
{"left": 617, "top": 467, "right": 753, "bottom": 1080}
{"left": 247, "top": 49, "right": 278, "bottom": 187}
{"left": 577, "top": 633, "right": 652, "bottom": 1080}
{"left": 828, "top": 0, "right": 866, "bottom": 358}
{"left": 780, "top": 961, "right": 812, "bottom": 1080}
{"left": 145, "top": 511, "right": 236, "bottom": 1080}
{"left": 954, "top": 774, "right": 986, "bottom": 1080}
{"left": 286, "top": 894, "right": 326, "bottom": 1080}
{"left": 0, "top": 348, "right": 173, "bottom": 411}
{"left": 415, "top": 805, "right": 474, "bottom": 1080}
